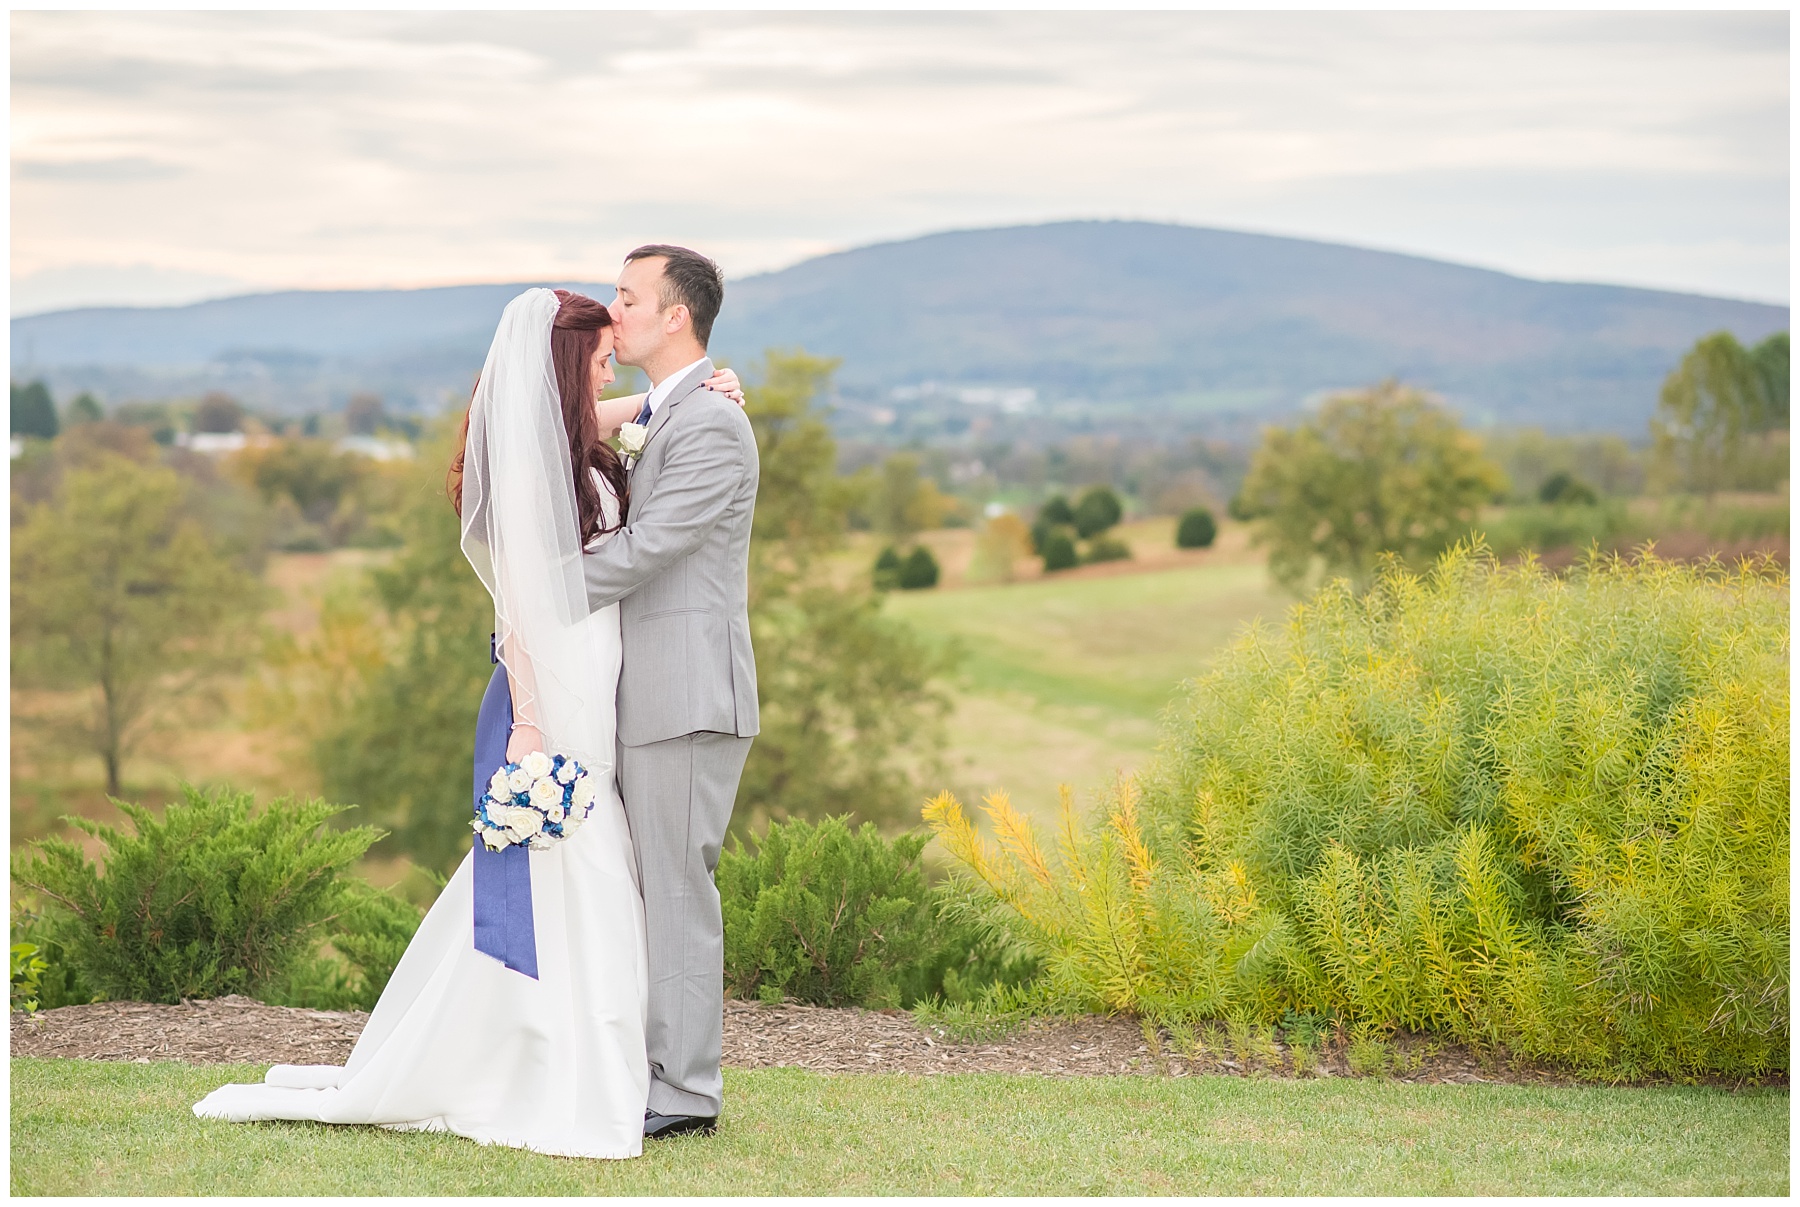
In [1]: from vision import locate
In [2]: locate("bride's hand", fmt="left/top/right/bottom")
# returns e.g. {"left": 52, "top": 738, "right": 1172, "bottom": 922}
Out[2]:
{"left": 506, "top": 723, "right": 546, "bottom": 764}
{"left": 704, "top": 367, "right": 745, "bottom": 406}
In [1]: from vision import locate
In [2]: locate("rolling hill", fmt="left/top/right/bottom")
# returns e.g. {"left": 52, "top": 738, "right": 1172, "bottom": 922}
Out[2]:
{"left": 12, "top": 221, "right": 1786, "bottom": 434}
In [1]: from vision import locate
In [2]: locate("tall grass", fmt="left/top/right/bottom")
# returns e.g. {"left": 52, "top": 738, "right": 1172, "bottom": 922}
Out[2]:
{"left": 927, "top": 543, "right": 1788, "bottom": 1079}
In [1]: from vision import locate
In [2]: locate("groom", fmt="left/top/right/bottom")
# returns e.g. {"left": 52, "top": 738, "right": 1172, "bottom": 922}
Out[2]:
{"left": 582, "top": 245, "right": 759, "bottom": 1140}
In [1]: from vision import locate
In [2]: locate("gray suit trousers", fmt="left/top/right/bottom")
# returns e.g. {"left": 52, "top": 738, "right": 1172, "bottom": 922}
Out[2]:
{"left": 617, "top": 730, "right": 753, "bottom": 1118}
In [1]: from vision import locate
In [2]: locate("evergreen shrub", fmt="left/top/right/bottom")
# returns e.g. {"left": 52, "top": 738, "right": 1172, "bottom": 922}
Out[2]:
{"left": 1073, "top": 487, "right": 1123, "bottom": 538}
{"left": 872, "top": 545, "right": 903, "bottom": 591}
{"left": 11, "top": 785, "right": 419, "bottom": 1007}
{"left": 927, "top": 543, "right": 1789, "bottom": 1079}
{"left": 897, "top": 545, "right": 940, "bottom": 590}
{"left": 1537, "top": 471, "right": 1598, "bottom": 507}
{"left": 718, "top": 815, "right": 1025, "bottom": 1009}
{"left": 1030, "top": 496, "right": 1075, "bottom": 555}
{"left": 1083, "top": 535, "right": 1132, "bottom": 564}
{"left": 1176, "top": 507, "right": 1218, "bottom": 549}
{"left": 1040, "top": 530, "right": 1078, "bottom": 572}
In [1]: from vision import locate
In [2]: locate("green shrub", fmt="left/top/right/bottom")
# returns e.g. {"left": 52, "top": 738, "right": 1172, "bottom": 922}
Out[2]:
{"left": 929, "top": 544, "right": 1789, "bottom": 1079}
{"left": 718, "top": 815, "right": 1023, "bottom": 1009}
{"left": 719, "top": 816, "right": 936, "bottom": 1008}
{"left": 1537, "top": 471, "right": 1598, "bottom": 507}
{"left": 268, "top": 879, "right": 425, "bottom": 1010}
{"left": 898, "top": 545, "right": 940, "bottom": 590}
{"left": 1083, "top": 535, "right": 1132, "bottom": 564}
{"left": 872, "top": 545, "right": 903, "bottom": 592}
{"left": 11, "top": 785, "right": 403, "bottom": 1005}
{"left": 1176, "top": 508, "right": 1218, "bottom": 549}
{"left": 1040, "top": 529, "right": 1078, "bottom": 573}
{"left": 11, "top": 943, "right": 48, "bottom": 1013}
{"left": 1475, "top": 501, "right": 1632, "bottom": 560}
{"left": 1073, "top": 487, "right": 1123, "bottom": 538}
{"left": 8, "top": 912, "right": 95, "bottom": 1010}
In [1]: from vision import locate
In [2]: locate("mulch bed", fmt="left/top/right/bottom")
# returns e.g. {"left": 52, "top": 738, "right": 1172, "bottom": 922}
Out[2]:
{"left": 14, "top": 995, "right": 1747, "bottom": 1088}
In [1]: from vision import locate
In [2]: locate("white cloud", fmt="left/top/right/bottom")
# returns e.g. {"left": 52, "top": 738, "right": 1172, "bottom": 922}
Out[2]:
{"left": 10, "top": 10, "right": 1789, "bottom": 311}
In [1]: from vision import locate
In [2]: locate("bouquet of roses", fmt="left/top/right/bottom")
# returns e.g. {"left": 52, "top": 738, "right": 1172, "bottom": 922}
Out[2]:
{"left": 473, "top": 749, "right": 600, "bottom": 852}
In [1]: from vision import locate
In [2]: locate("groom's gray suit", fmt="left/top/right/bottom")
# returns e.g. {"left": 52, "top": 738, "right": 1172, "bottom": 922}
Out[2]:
{"left": 581, "top": 357, "right": 759, "bottom": 1119}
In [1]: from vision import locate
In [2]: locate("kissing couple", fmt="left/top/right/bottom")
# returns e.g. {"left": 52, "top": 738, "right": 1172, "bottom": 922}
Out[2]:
{"left": 196, "top": 245, "right": 761, "bottom": 1158}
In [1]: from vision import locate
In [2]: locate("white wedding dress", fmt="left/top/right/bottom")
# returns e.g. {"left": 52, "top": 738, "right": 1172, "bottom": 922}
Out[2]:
{"left": 194, "top": 289, "right": 651, "bottom": 1160}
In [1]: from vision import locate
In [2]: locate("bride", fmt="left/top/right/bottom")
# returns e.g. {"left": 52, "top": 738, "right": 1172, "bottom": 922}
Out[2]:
{"left": 193, "top": 287, "right": 743, "bottom": 1159}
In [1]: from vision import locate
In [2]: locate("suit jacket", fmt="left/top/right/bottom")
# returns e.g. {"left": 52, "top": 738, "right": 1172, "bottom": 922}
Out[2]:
{"left": 582, "top": 357, "right": 761, "bottom": 747}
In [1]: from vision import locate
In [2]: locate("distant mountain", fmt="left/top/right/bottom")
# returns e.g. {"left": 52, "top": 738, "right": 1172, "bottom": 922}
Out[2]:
{"left": 10, "top": 282, "right": 615, "bottom": 416}
{"left": 12, "top": 221, "right": 1786, "bottom": 435}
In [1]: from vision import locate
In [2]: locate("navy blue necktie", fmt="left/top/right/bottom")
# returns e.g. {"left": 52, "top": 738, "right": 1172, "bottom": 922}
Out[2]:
{"left": 634, "top": 398, "right": 653, "bottom": 427}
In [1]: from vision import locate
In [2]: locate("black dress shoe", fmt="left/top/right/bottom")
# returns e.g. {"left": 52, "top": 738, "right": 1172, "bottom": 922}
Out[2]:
{"left": 644, "top": 1109, "right": 718, "bottom": 1139}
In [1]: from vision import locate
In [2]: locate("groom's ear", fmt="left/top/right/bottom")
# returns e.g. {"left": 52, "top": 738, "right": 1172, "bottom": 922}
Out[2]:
{"left": 664, "top": 304, "right": 692, "bottom": 336}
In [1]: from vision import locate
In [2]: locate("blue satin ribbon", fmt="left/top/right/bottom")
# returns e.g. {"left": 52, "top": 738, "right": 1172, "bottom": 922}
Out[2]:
{"left": 472, "top": 651, "right": 538, "bottom": 979}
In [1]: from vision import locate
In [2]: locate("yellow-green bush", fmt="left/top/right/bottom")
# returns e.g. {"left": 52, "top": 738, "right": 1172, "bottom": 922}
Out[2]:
{"left": 927, "top": 544, "right": 1788, "bottom": 1078}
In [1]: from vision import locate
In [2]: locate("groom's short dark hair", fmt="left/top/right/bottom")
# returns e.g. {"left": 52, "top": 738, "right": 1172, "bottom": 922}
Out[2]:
{"left": 625, "top": 244, "right": 724, "bottom": 348}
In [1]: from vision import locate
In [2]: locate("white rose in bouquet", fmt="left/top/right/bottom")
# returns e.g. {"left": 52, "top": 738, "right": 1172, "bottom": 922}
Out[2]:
{"left": 492, "top": 803, "right": 542, "bottom": 844}
{"left": 488, "top": 768, "right": 512, "bottom": 799}
{"left": 506, "top": 767, "right": 534, "bottom": 795}
{"left": 521, "top": 750, "right": 553, "bottom": 781}
{"left": 479, "top": 826, "right": 510, "bottom": 851}
{"left": 561, "top": 807, "right": 585, "bottom": 834}
{"left": 573, "top": 776, "right": 600, "bottom": 810}
{"left": 528, "top": 777, "right": 561, "bottom": 810}
{"left": 555, "top": 759, "right": 580, "bottom": 785}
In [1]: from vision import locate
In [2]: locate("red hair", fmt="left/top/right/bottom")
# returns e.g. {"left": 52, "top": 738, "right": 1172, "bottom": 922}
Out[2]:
{"left": 448, "top": 290, "right": 628, "bottom": 544}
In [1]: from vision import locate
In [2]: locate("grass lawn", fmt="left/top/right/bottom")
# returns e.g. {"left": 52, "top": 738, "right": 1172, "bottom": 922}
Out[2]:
{"left": 14, "top": 1059, "right": 1787, "bottom": 1196}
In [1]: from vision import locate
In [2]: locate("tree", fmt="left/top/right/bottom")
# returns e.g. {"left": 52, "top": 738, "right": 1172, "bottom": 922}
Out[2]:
{"left": 194, "top": 392, "right": 245, "bottom": 434}
{"left": 1537, "top": 470, "right": 1597, "bottom": 507}
{"left": 966, "top": 513, "right": 1032, "bottom": 584}
{"left": 12, "top": 380, "right": 58, "bottom": 440}
{"left": 11, "top": 455, "right": 268, "bottom": 794}
{"left": 1237, "top": 381, "right": 1505, "bottom": 593}
{"left": 736, "top": 349, "right": 955, "bottom": 838}
{"left": 1651, "top": 331, "right": 1785, "bottom": 498}
{"left": 1750, "top": 332, "right": 1788, "bottom": 430}
{"left": 1175, "top": 507, "right": 1217, "bottom": 549}
{"left": 1030, "top": 494, "right": 1074, "bottom": 554}
{"left": 869, "top": 453, "right": 953, "bottom": 542}
{"left": 872, "top": 545, "right": 903, "bottom": 592}
{"left": 1072, "top": 485, "right": 1122, "bottom": 538}
{"left": 345, "top": 393, "right": 386, "bottom": 436}
{"left": 897, "top": 545, "right": 940, "bottom": 589}
{"left": 1040, "top": 529, "right": 1078, "bottom": 572}
{"left": 235, "top": 438, "right": 369, "bottom": 529}
{"left": 283, "top": 422, "right": 495, "bottom": 873}
{"left": 65, "top": 393, "right": 104, "bottom": 426}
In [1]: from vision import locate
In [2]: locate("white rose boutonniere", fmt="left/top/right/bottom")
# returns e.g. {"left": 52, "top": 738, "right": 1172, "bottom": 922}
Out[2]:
{"left": 618, "top": 421, "right": 648, "bottom": 463}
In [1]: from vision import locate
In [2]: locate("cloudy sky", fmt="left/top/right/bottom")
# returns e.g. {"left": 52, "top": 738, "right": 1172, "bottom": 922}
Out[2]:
{"left": 10, "top": 10, "right": 1789, "bottom": 314}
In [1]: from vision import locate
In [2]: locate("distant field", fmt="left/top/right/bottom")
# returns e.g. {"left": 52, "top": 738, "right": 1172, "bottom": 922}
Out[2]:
{"left": 880, "top": 518, "right": 1289, "bottom": 822}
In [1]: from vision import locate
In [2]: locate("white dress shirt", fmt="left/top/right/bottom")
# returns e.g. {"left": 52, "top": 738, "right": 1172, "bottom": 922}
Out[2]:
{"left": 644, "top": 357, "right": 709, "bottom": 421}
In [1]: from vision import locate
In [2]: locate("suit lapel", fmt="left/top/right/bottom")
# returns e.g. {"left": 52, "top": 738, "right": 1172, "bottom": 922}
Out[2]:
{"left": 640, "top": 358, "right": 713, "bottom": 460}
